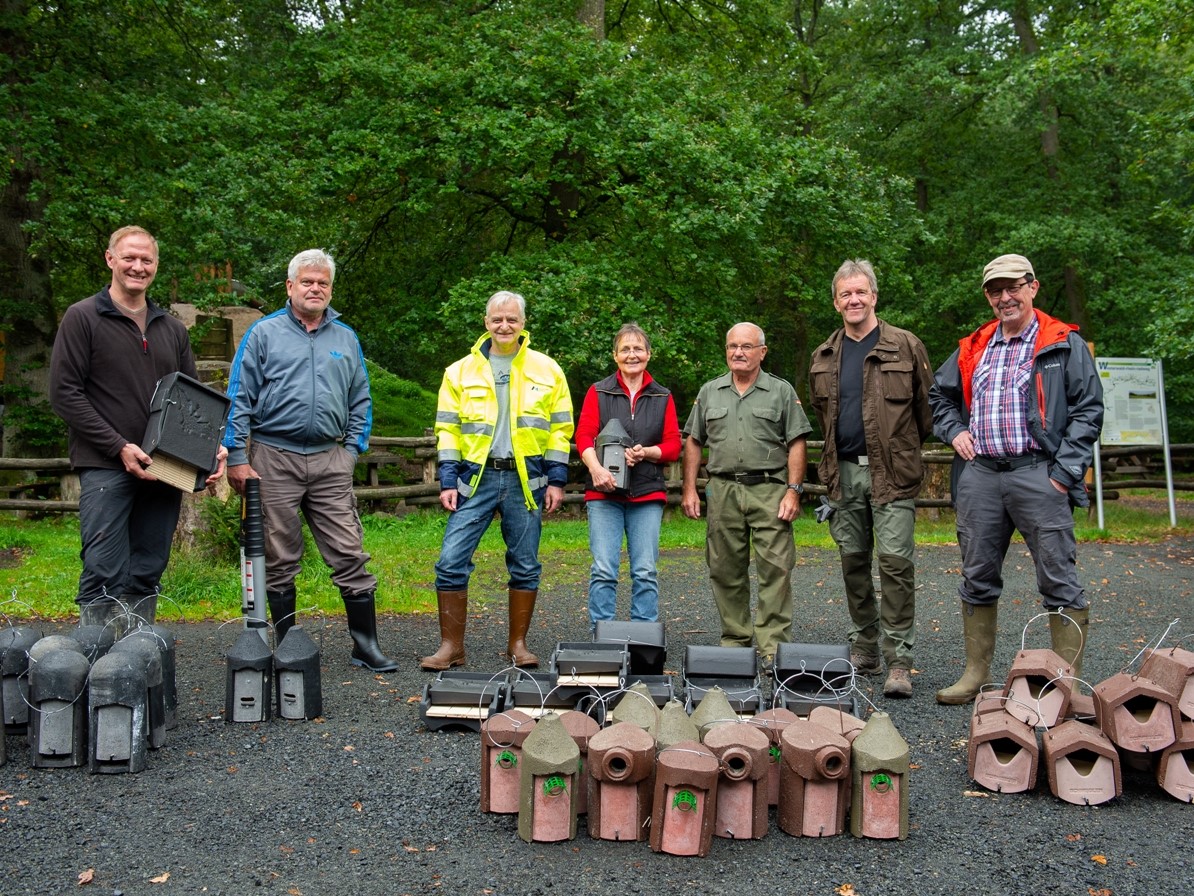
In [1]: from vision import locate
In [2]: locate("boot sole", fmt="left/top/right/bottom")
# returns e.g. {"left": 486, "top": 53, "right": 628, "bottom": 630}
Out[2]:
{"left": 351, "top": 656, "right": 399, "bottom": 673}
{"left": 935, "top": 690, "right": 979, "bottom": 705}
{"left": 420, "top": 655, "right": 466, "bottom": 671}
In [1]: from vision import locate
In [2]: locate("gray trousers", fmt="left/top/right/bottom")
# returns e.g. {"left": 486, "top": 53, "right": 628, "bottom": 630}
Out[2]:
{"left": 76, "top": 467, "right": 181, "bottom": 605}
{"left": 954, "top": 459, "right": 1086, "bottom": 610}
{"left": 251, "top": 442, "right": 376, "bottom": 595}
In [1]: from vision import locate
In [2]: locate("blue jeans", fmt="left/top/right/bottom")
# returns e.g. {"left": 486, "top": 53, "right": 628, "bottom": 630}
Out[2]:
{"left": 586, "top": 498, "right": 665, "bottom": 629}
{"left": 76, "top": 467, "right": 182, "bottom": 605}
{"left": 434, "top": 467, "right": 544, "bottom": 591}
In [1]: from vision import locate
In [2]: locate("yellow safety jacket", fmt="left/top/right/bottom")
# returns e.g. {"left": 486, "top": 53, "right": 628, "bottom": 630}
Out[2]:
{"left": 435, "top": 331, "right": 574, "bottom": 509}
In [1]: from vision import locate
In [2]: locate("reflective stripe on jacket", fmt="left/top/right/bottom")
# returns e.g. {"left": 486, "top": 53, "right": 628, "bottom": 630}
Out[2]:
{"left": 435, "top": 330, "right": 573, "bottom": 509}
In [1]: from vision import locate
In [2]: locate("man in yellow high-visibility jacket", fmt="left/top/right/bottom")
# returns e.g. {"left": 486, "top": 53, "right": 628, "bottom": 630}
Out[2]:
{"left": 423, "top": 290, "right": 574, "bottom": 671}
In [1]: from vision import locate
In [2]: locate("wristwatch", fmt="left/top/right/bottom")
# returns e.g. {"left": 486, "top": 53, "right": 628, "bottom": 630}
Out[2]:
{"left": 787, "top": 483, "right": 804, "bottom": 494}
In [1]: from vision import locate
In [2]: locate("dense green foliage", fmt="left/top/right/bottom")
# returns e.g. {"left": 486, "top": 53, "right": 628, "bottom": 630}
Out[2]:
{"left": 364, "top": 360, "right": 438, "bottom": 437}
{"left": 4, "top": 0, "right": 1192, "bottom": 450}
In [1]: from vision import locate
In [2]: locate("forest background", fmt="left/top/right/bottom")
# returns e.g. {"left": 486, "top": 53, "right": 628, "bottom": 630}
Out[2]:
{"left": 3, "top": 0, "right": 1193, "bottom": 455}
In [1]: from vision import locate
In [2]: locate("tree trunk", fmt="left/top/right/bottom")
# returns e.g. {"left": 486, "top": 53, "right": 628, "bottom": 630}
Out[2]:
{"left": 1010, "top": 1, "right": 1088, "bottom": 332}
{"left": 577, "top": 0, "right": 604, "bottom": 40}
{"left": 1, "top": 4, "right": 59, "bottom": 457}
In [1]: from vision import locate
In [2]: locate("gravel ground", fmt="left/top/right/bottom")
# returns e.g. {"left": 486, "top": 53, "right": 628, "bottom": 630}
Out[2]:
{"left": 3, "top": 540, "right": 1193, "bottom": 896}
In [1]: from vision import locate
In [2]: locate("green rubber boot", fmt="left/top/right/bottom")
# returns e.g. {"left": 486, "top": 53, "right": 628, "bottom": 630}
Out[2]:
{"left": 936, "top": 602, "right": 997, "bottom": 706}
{"left": 1049, "top": 606, "right": 1090, "bottom": 678}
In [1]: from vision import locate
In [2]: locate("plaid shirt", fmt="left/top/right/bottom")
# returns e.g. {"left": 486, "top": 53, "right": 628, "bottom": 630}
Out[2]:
{"left": 970, "top": 315, "right": 1041, "bottom": 457}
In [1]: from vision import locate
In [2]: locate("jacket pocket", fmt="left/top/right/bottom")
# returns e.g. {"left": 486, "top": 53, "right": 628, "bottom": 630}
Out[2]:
{"left": 880, "top": 359, "right": 915, "bottom": 403}
{"left": 703, "top": 405, "right": 730, "bottom": 440}
{"left": 810, "top": 369, "right": 833, "bottom": 403}
{"left": 519, "top": 373, "right": 558, "bottom": 423}
{"left": 460, "top": 385, "right": 491, "bottom": 423}
{"left": 887, "top": 431, "right": 923, "bottom": 490}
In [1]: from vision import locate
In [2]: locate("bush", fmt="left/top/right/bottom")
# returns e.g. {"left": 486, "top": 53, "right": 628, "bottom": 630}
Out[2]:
{"left": 196, "top": 494, "right": 242, "bottom": 563}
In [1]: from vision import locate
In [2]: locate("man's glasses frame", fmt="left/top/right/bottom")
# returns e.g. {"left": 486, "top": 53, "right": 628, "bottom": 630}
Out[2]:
{"left": 983, "top": 279, "right": 1033, "bottom": 300}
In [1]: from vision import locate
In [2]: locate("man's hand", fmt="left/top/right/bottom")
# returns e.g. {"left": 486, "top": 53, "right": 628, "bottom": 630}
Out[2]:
{"left": 440, "top": 488, "right": 459, "bottom": 512}
{"left": 544, "top": 485, "right": 566, "bottom": 513}
{"left": 227, "top": 463, "right": 259, "bottom": 496}
{"left": 681, "top": 489, "right": 702, "bottom": 520}
{"left": 777, "top": 488, "right": 801, "bottom": 522}
{"left": 205, "top": 445, "right": 229, "bottom": 487}
{"left": 1049, "top": 478, "right": 1068, "bottom": 495}
{"left": 951, "top": 430, "right": 977, "bottom": 461}
{"left": 119, "top": 442, "right": 157, "bottom": 481}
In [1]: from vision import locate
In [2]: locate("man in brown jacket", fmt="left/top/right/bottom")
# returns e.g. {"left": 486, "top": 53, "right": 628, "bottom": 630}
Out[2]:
{"left": 809, "top": 259, "right": 933, "bottom": 697}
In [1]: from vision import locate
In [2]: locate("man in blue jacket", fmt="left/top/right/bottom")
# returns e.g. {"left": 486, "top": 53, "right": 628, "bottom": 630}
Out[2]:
{"left": 929, "top": 254, "right": 1103, "bottom": 704}
{"left": 224, "top": 249, "right": 396, "bottom": 672}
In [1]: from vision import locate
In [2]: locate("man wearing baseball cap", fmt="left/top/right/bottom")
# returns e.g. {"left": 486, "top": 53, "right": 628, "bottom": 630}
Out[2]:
{"left": 928, "top": 254, "right": 1103, "bottom": 705}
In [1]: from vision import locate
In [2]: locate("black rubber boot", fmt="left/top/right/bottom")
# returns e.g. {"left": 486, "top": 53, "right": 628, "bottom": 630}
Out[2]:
{"left": 78, "top": 597, "right": 127, "bottom": 637}
{"left": 343, "top": 590, "right": 398, "bottom": 672}
{"left": 125, "top": 593, "right": 158, "bottom": 632}
{"left": 267, "top": 587, "right": 298, "bottom": 648}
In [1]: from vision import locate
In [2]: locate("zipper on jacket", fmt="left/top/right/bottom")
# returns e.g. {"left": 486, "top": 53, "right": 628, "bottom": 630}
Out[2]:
{"left": 1036, "top": 372, "right": 1047, "bottom": 429}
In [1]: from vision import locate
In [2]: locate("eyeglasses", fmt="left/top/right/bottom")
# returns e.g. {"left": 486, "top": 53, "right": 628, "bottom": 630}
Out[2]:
{"left": 726, "top": 343, "right": 760, "bottom": 352}
{"left": 983, "top": 279, "right": 1032, "bottom": 300}
{"left": 616, "top": 346, "right": 648, "bottom": 356}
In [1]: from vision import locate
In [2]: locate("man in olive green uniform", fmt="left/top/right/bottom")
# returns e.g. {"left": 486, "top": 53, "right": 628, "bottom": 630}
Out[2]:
{"left": 682, "top": 322, "right": 812, "bottom": 666}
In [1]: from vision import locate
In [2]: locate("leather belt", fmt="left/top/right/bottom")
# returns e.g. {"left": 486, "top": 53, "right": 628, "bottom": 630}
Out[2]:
{"left": 486, "top": 457, "right": 516, "bottom": 470}
{"left": 840, "top": 454, "right": 869, "bottom": 466}
{"left": 711, "top": 471, "right": 785, "bottom": 486}
{"left": 972, "top": 453, "right": 1045, "bottom": 472}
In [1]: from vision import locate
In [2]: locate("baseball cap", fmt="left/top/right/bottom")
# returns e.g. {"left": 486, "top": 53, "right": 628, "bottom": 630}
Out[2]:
{"left": 982, "top": 254, "right": 1035, "bottom": 287}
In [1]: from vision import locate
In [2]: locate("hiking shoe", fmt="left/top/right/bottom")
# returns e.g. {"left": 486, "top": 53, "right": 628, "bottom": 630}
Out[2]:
{"left": 851, "top": 652, "right": 882, "bottom": 676}
{"left": 884, "top": 667, "right": 913, "bottom": 698}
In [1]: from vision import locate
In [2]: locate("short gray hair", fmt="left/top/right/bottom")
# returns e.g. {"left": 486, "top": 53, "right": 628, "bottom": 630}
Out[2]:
{"left": 613, "top": 322, "right": 651, "bottom": 354}
{"left": 288, "top": 249, "right": 336, "bottom": 283}
{"left": 832, "top": 259, "right": 877, "bottom": 298}
{"left": 486, "top": 290, "right": 526, "bottom": 318}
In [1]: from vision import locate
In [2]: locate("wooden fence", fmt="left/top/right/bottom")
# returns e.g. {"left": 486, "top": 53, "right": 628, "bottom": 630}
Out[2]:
{"left": 3, "top": 440, "right": 1191, "bottom": 514}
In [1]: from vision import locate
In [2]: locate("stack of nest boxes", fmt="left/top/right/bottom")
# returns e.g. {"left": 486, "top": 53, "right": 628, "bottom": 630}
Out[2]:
{"left": 967, "top": 642, "right": 1193, "bottom": 804}
{"left": 470, "top": 630, "right": 909, "bottom": 854}
{"left": 420, "top": 620, "right": 672, "bottom": 731}
{"left": 224, "top": 625, "right": 323, "bottom": 725}
{"left": 1, "top": 622, "right": 177, "bottom": 775}
{"left": 420, "top": 623, "right": 865, "bottom": 732}
{"left": 479, "top": 697, "right": 910, "bottom": 852}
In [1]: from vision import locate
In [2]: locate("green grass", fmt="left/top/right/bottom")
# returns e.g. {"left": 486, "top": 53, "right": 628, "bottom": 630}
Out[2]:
{"left": 2, "top": 498, "right": 1189, "bottom": 622}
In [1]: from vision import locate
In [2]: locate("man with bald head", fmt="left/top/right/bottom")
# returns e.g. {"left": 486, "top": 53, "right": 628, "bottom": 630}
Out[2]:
{"left": 682, "top": 322, "right": 811, "bottom": 667}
